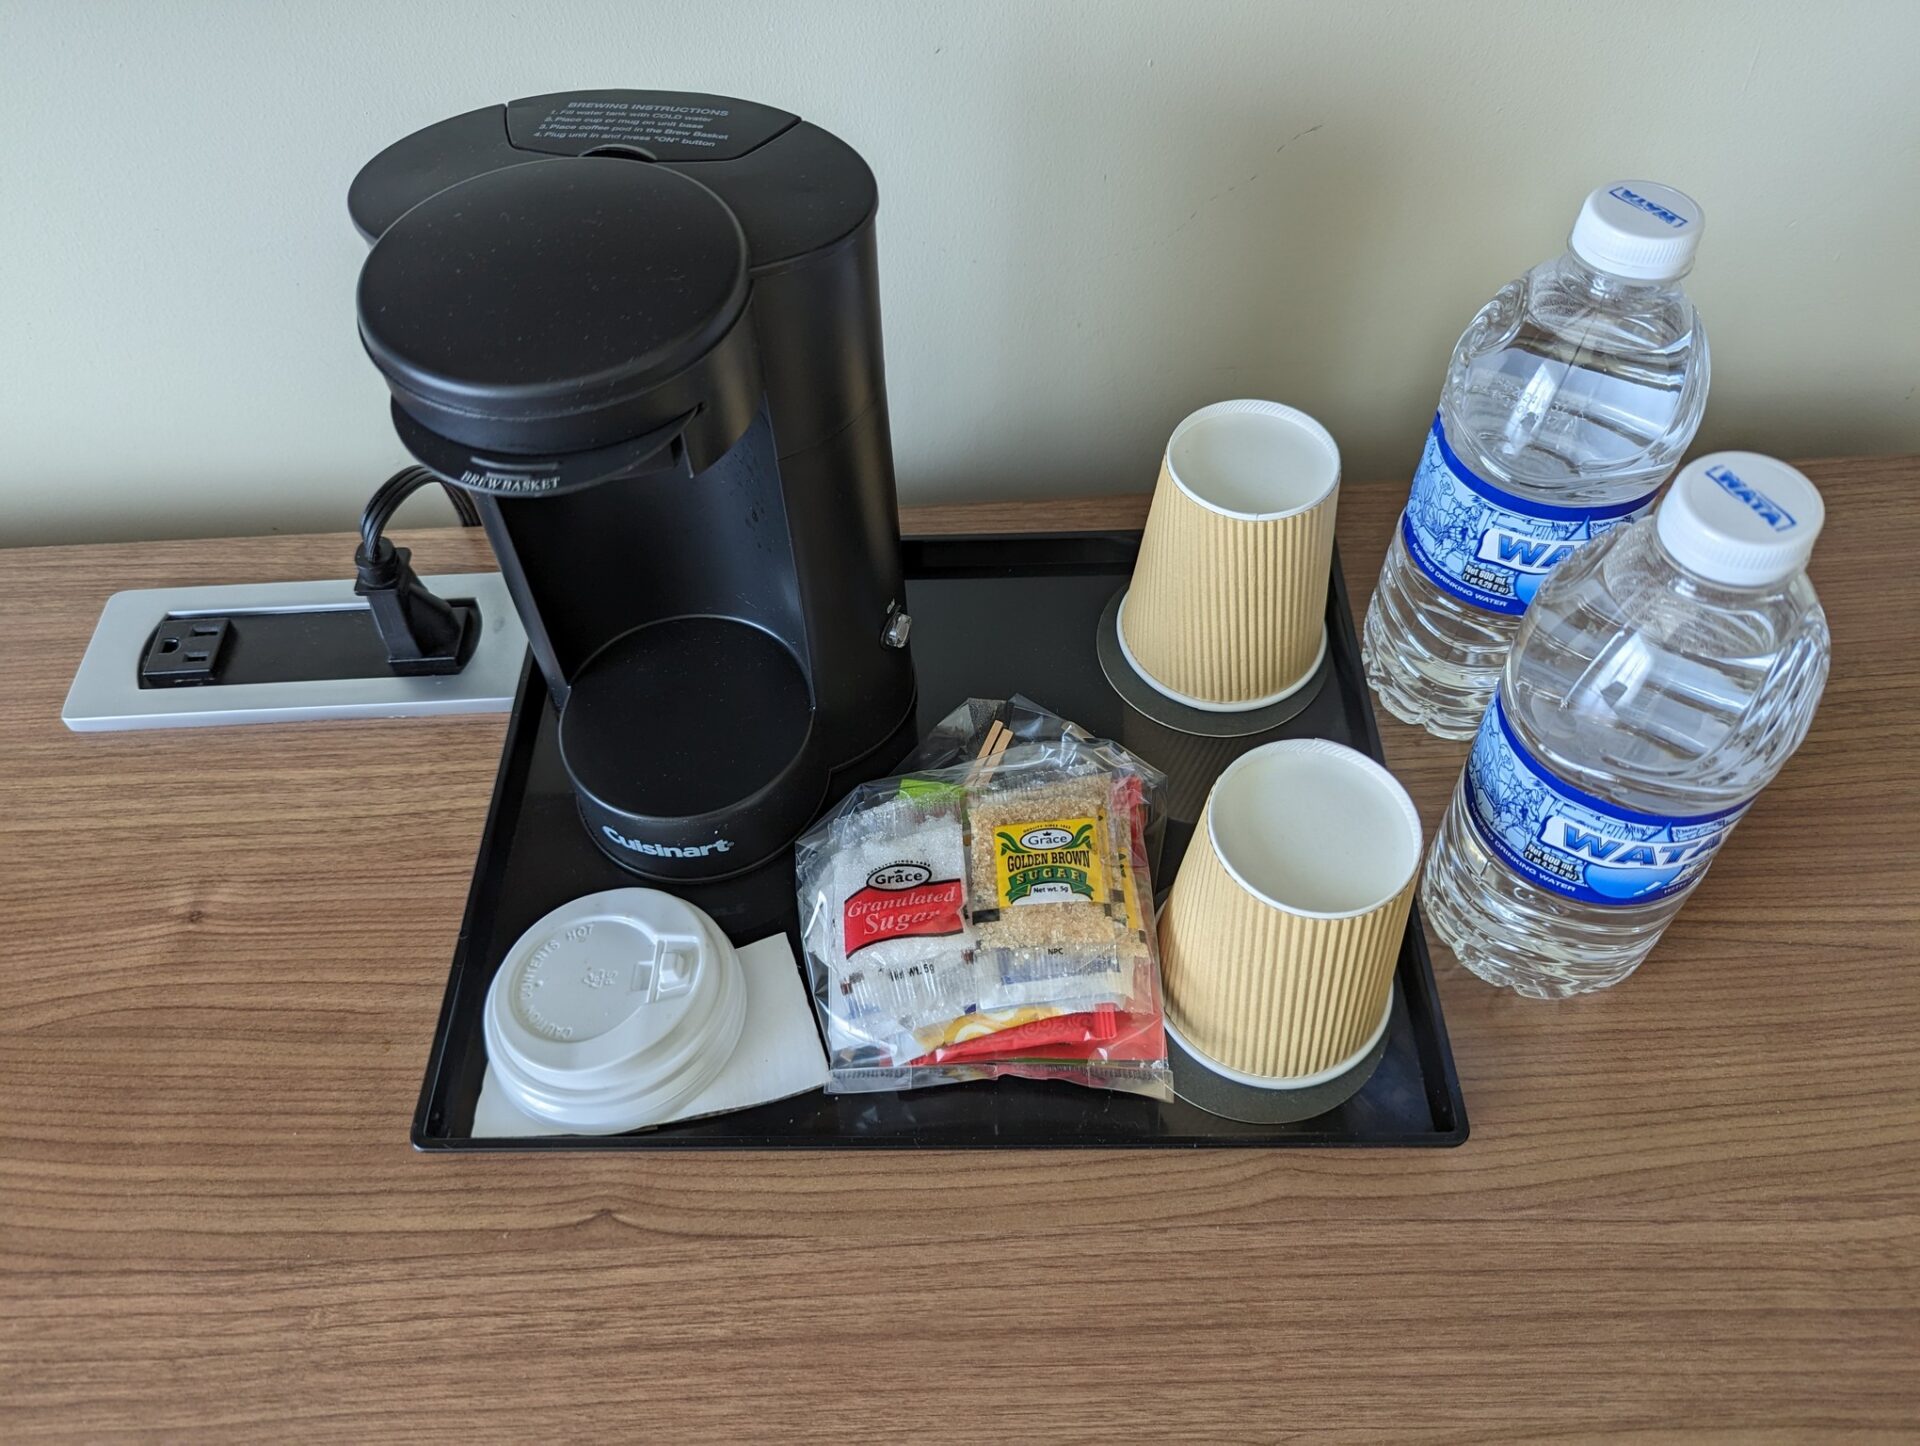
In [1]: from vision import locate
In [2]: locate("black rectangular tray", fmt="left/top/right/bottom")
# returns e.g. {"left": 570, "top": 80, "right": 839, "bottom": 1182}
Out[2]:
{"left": 413, "top": 532, "right": 1467, "bottom": 1148}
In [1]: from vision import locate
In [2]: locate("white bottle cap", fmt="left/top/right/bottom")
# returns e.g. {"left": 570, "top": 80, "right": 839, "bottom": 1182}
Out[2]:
{"left": 1655, "top": 453, "right": 1825, "bottom": 587}
{"left": 483, "top": 888, "right": 747, "bottom": 1132}
{"left": 1568, "top": 181, "right": 1703, "bottom": 281}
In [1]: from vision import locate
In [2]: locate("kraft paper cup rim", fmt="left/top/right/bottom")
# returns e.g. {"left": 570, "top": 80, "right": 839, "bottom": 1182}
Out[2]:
{"left": 1166, "top": 981, "right": 1395, "bottom": 1091}
{"left": 1115, "top": 590, "right": 1329, "bottom": 713}
{"left": 1205, "top": 738, "right": 1424, "bottom": 920}
{"left": 1164, "top": 399, "right": 1342, "bottom": 522}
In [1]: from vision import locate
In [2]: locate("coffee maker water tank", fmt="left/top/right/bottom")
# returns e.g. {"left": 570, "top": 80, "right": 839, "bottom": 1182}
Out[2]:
{"left": 350, "top": 90, "right": 917, "bottom": 879}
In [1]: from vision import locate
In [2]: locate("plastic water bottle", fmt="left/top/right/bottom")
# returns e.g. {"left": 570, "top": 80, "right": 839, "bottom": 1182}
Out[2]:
{"left": 1420, "top": 454, "right": 1830, "bottom": 997}
{"left": 1365, "top": 181, "right": 1712, "bottom": 739}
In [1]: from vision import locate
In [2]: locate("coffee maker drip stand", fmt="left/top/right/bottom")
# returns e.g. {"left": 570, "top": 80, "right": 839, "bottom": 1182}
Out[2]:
{"left": 411, "top": 532, "right": 1468, "bottom": 1150}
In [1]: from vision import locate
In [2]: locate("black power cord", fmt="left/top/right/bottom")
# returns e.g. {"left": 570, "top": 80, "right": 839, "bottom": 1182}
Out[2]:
{"left": 359, "top": 465, "right": 481, "bottom": 557}
{"left": 353, "top": 466, "right": 479, "bottom": 676}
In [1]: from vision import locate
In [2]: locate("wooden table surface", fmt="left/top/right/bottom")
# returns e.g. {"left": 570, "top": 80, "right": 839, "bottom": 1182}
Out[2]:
{"left": 2, "top": 462, "right": 1916, "bottom": 1441}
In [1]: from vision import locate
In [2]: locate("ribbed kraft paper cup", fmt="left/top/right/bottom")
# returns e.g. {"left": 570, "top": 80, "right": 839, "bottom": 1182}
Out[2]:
{"left": 1159, "top": 739, "right": 1423, "bottom": 1081}
{"left": 1119, "top": 400, "right": 1340, "bottom": 709}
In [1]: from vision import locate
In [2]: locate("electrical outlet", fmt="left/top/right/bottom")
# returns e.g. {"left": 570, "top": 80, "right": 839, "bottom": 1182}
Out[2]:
{"left": 140, "top": 617, "right": 232, "bottom": 687}
{"left": 63, "top": 572, "right": 526, "bottom": 731}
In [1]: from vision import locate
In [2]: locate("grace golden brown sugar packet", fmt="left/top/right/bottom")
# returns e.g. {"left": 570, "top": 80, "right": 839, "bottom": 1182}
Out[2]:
{"left": 966, "top": 772, "right": 1131, "bottom": 952}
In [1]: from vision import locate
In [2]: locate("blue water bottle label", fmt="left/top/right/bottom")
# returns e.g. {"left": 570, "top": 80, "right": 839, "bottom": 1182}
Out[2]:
{"left": 1400, "top": 412, "right": 1659, "bottom": 616}
{"left": 1462, "top": 694, "right": 1751, "bottom": 906}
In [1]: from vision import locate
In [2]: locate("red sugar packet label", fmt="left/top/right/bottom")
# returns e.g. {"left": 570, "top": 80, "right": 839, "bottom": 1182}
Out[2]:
{"left": 843, "top": 862, "right": 965, "bottom": 957}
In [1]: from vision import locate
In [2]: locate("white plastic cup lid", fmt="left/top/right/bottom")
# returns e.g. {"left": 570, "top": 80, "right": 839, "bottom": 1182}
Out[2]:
{"left": 1655, "top": 452, "right": 1825, "bottom": 587}
{"left": 1568, "top": 181, "right": 1703, "bottom": 281}
{"left": 483, "top": 888, "right": 747, "bottom": 1131}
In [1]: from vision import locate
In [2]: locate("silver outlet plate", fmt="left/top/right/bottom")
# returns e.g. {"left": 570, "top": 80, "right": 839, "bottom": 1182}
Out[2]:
{"left": 62, "top": 572, "right": 527, "bottom": 732}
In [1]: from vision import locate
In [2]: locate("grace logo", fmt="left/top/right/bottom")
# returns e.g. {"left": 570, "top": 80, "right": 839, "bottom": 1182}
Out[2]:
{"left": 1017, "top": 826, "right": 1075, "bottom": 850}
{"left": 867, "top": 861, "right": 932, "bottom": 891}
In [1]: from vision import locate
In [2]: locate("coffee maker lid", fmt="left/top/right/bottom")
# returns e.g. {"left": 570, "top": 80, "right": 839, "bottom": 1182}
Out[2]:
{"left": 357, "top": 156, "right": 751, "bottom": 463}
{"left": 349, "top": 90, "right": 878, "bottom": 273}
{"left": 353, "top": 90, "right": 883, "bottom": 482}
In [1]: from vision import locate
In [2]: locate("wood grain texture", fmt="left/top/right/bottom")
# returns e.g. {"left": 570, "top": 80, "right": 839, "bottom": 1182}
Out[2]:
{"left": 1, "top": 461, "right": 1916, "bottom": 1441}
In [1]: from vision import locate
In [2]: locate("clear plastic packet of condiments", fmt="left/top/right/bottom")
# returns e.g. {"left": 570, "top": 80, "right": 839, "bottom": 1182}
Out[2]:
{"left": 795, "top": 698, "right": 1171, "bottom": 1099}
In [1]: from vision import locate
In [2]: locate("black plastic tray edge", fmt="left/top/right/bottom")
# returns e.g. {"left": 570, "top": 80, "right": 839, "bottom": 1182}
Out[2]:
{"left": 1327, "top": 543, "right": 1470, "bottom": 1149}
{"left": 409, "top": 531, "right": 1470, "bottom": 1150}
{"left": 411, "top": 650, "right": 539, "bottom": 1149}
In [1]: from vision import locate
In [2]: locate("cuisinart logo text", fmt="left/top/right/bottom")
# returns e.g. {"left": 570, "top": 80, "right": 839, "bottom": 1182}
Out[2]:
{"left": 1607, "top": 185, "right": 1690, "bottom": 228}
{"left": 602, "top": 826, "right": 733, "bottom": 859}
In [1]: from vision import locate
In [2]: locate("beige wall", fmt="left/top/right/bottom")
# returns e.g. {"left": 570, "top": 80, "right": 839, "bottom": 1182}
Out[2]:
{"left": 2, "top": 0, "right": 1915, "bottom": 546}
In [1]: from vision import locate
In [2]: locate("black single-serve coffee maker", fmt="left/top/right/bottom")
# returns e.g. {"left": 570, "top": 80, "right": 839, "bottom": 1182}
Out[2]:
{"left": 349, "top": 90, "right": 916, "bottom": 879}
